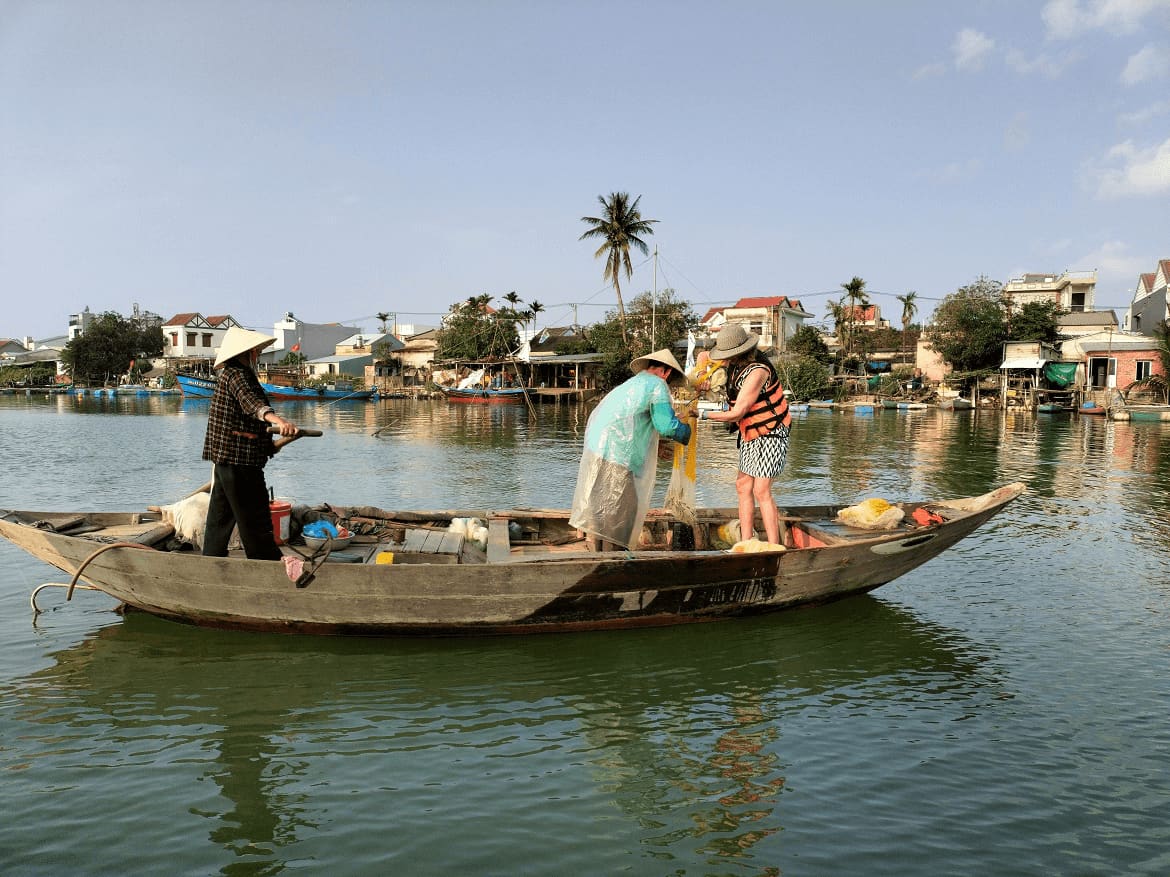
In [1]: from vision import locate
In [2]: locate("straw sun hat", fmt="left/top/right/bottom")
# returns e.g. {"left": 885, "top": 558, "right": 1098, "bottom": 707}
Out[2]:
{"left": 630, "top": 348, "right": 686, "bottom": 386}
{"left": 711, "top": 323, "right": 760, "bottom": 361}
{"left": 214, "top": 326, "right": 277, "bottom": 368}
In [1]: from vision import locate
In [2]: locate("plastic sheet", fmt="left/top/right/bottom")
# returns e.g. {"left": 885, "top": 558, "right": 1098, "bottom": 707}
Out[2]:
{"left": 570, "top": 372, "right": 675, "bottom": 548}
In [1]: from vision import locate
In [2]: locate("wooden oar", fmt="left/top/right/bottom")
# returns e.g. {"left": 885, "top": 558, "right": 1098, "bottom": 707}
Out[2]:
{"left": 159, "top": 427, "right": 324, "bottom": 505}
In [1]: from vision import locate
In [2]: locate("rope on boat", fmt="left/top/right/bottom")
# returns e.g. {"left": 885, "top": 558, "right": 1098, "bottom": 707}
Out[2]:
{"left": 65, "top": 541, "right": 158, "bottom": 601}
{"left": 29, "top": 541, "right": 159, "bottom": 616}
{"left": 284, "top": 541, "right": 333, "bottom": 587}
{"left": 30, "top": 582, "right": 102, "bottom": 615}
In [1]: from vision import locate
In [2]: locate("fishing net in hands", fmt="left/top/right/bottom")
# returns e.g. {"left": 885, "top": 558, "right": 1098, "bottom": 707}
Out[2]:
{"left": 664, "top": 405, "right": 699, "bottom": 526}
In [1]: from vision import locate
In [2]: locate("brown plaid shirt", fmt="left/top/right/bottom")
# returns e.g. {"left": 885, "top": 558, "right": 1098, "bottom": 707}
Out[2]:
{"left": 201, "top": 365, "right": 276, "bottom": 467}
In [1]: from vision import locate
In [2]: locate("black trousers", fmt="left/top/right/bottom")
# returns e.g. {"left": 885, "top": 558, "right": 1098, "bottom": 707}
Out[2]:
{"left": 202, "top": 463, "right": 283, "bottom": 560}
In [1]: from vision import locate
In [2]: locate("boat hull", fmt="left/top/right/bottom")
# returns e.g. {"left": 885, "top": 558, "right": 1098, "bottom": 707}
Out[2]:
{"left": 938, "top": 398, "right": 974, "bottom": 411}
{"left": 1115, "top": 405, "right": 1170, "bottom": 422}
{"left": 1, "top": 484, "right": 1025, "bottom": 637}
{"left": 175, "top": 373, "right": 216, "bottom": 397}
{"left": 176, "top": 373, "right": 375, "bottom": 401}
{"left": 441, "top": 387, "right": 528, "bottom": 403}
{"left": 261, "top": 382, "right": 376, "bottom": 401}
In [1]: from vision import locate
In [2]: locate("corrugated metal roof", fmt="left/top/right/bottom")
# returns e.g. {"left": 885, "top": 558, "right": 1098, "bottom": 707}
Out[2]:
{"left": 1000, "top": 357, "right": 1047, "bottom": 369}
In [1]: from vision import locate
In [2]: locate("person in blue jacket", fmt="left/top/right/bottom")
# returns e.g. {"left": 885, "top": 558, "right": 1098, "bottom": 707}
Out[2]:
{"left": 570, "top": 349, "right": 693, "bottom": 551}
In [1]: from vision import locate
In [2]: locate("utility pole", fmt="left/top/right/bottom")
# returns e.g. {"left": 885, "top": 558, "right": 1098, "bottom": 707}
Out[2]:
{"left": 651, "top": 245, "right": 658, "bottom": 347}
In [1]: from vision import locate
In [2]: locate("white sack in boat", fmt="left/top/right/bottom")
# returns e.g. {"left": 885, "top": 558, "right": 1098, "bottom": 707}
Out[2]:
{"left": 728, "top": 538, "right": 786, "bottom": 553}
{"left": 158, "top": 492, "right": 211, "bottom": 547}
{"left": 158, "top": 491, "right": 243, "bottom": 549}
{"left": 836, "top": 498, "right": 905, "bottom": 530}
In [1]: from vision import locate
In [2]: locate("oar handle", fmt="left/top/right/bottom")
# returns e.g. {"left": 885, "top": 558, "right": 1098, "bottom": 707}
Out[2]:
{"left": 267, "top": 426, "right": 323, "bottom": 437}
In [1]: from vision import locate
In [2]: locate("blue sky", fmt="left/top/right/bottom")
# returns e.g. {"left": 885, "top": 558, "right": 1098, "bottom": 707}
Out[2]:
{"left": 2, "top": 0, "right": 1168, "bottom": 342}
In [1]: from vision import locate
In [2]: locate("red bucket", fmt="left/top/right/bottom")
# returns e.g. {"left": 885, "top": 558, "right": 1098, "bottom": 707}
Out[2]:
{"left": 269, "top": 500, "right": 292, "bottom": 545}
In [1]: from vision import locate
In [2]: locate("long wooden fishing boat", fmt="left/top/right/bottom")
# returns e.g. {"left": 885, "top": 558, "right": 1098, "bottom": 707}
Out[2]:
{"left": 175, "top": 372, "right": 376, "bottom": 401}
{"left": 439, "top": 385, "right": 528, "bottom": 403}
{"left": 1, "top": 484, "right": 1024, "bottom": 637}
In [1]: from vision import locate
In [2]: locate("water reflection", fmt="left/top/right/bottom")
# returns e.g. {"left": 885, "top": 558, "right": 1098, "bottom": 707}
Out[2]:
{"left": 8, "top": 599, "right": 993, "bottom": 873}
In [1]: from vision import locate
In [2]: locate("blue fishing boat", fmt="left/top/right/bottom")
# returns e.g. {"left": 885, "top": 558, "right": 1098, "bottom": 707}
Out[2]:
{"left": 176, "top": 372, "right": 376, "bottom": 401}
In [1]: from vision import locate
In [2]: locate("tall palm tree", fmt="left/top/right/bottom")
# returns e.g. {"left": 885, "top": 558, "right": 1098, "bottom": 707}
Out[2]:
{"left": 527, "top": 299, "right": 545, "bottom": 335}
{"left": 825, "top": 300, "right": 848, "bottom": 352}
{"left": 579, "top": 192, "right": 658, "bottom": 347}
{"left": 840, "top": 276, "right": 869, "bottom": 356}
{"left": 503, "top": 291, "right": 521, "bottom": 310}
{"left": 376, "top": 311, "right": 391, "bottom": 334}
{"left": 894, "top": 291, "right": 918, "bottom": 357}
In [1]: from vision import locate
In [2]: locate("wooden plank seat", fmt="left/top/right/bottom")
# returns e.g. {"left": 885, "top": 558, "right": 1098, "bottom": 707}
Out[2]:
{"left": 362, "top": 526, "right": 467, "bottom": 565}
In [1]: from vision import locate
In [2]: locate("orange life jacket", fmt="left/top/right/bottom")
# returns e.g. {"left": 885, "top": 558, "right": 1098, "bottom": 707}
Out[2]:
{"left": 728, "top": 355, "right": 790, "bottom": 441}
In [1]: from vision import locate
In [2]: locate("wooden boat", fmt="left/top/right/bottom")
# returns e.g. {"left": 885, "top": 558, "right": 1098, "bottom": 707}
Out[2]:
{"left": 1036, "top": 403, "right": 1072, "bottom": 414}
{"left": 1, "top": 483, "right": 1025, "bottom": 637}
{"left": 938, "top": 397, "right": 974, "bottom": 411}
{"left": 261, "top": 381, "right": 376, "bottom": 401}
{"left": 1113, "top": 405, "right": 1170, "bottom": 422}
{"left": 440, "top": 385, "right": 529, "bottom": 403}
{"left": 1079, "top": 403, "right": 1106, "bottom": 416}
{"left": 175, "top": 372, "right": 376, "bottom": 401}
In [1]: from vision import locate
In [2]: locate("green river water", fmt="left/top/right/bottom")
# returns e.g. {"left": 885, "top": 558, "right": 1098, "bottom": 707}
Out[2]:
{"left": 1, "top": 394, "right": 1168, "bottom": 875}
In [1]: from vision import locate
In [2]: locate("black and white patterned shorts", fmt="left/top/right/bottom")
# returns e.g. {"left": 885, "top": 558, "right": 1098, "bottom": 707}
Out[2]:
{"left": 738, "top": 424, "right": 790, "bottom": 478}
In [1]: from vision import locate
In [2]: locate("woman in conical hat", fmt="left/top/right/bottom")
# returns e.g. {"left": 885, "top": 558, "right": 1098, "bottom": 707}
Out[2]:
{"left": 569, "top": 348, "right": 693, "bottom": 551}
{"left": 201, "top": 326, "right": 300, "bottom": 559}
{"left": 699, "top": 323, "right": 792, "bottom": 546}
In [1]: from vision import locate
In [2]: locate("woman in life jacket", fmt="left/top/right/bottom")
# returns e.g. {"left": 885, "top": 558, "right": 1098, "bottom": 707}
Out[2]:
{"left": 700, "top": 323, "right": 791, "bottom": 545}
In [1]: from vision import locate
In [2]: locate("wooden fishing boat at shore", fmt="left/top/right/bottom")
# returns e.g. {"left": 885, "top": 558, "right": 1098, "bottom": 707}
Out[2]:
{"left": 938, "top": 397, "right": 974, "bottom": 411}
{"left": 1, "top": 483, "right": 1025, "bottom": 637}
{"left": 175, "top": 372, "right": 377, "bottom": 401}
{"left": 1112, "top": 405, "right": 1170, "bottom": 422}
{"left": 439, "top": 385, "right": 529, "bottom": 403}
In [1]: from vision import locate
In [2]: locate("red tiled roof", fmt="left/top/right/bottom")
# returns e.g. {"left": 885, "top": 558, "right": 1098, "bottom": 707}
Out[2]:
{"left": 163, "top": 312, "right": 200, "bottom": 326}
{"left": 205, "top": 315, "right": 232, "bottom": 326}
{"left": 700, "top": 307, "right": 725, "bottom": 324}
{"left": 733, "top": 296, "right": 786, "bottom": 309}
{"left": 730, "top": 295, "right": 808, "bottom": 313}
{"left": 1139, "top": 273, "right": 1155, "bottom": 292}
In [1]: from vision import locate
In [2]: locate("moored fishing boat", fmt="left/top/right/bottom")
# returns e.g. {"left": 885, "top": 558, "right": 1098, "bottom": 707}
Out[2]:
{"left": 1113, "top": 405, "right": 1170, "bottom": 422}
{"left": 440, "top": 385, "right": 529, "bottom": 403}
{"left": 174, "top": 372, "right": 216, "bottom": 397}
{"left": 175, "top": 371, "right": 376, "bottom": 401}
{"left": 439, "top": 366, "right": 530, "bottom": 404}
{"left": 1, "top": 483, "right": 1025, "bottom": 637}
{"left": 938, "top": 397, "right": 974, "bottom": 411}
{"left": 261, "top": 380, "right": 377, "bottom": 401}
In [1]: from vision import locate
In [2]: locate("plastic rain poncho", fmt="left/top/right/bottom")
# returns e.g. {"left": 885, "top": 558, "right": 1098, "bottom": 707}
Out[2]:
{"left": 569, "top": 371, "right": 690, "bottom": 549}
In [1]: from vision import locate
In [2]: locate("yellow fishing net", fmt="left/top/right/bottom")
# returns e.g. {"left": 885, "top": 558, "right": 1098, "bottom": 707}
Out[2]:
{"left": 664, "top": 406, "right": 699, "bottom": 525}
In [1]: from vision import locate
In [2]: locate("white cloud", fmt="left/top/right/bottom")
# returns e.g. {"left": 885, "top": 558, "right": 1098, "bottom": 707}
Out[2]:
{"left": 1005, "top": 112, "right": 1032, "bottom": 150}
{"left": 912, "top": 62, "right": 947, "bottom": 80}
{"left": 1043, "top": 0, "right": 1170, "bottom": 40}
{"left": 1119, "top": 99, "right": 1170, "bottom": 123}
{"left": 1005, "top": 48, "right": 1080, "bottom": 77}
{"left": 1088, "top": 136, "right": 1170, "bottom": 197}
{"left": 1121, "top": 44, "right": 1170, "bottom": 84}
{"left": 921, "top": 158, "right": 983, "bottom": 184}
{"left": 953, "top": 29, "right": 996, "bottom": 71}
{"left": 1073, "top": 240, "right": 1149, "bottom": 291}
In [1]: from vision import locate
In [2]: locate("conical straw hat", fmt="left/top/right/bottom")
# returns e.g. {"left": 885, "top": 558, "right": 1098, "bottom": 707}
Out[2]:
{"left": 214, "top": 326, "right": 277, "bottom": 368}
{"left": 630, "top": 348, "right": 686, "bottom": 386}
